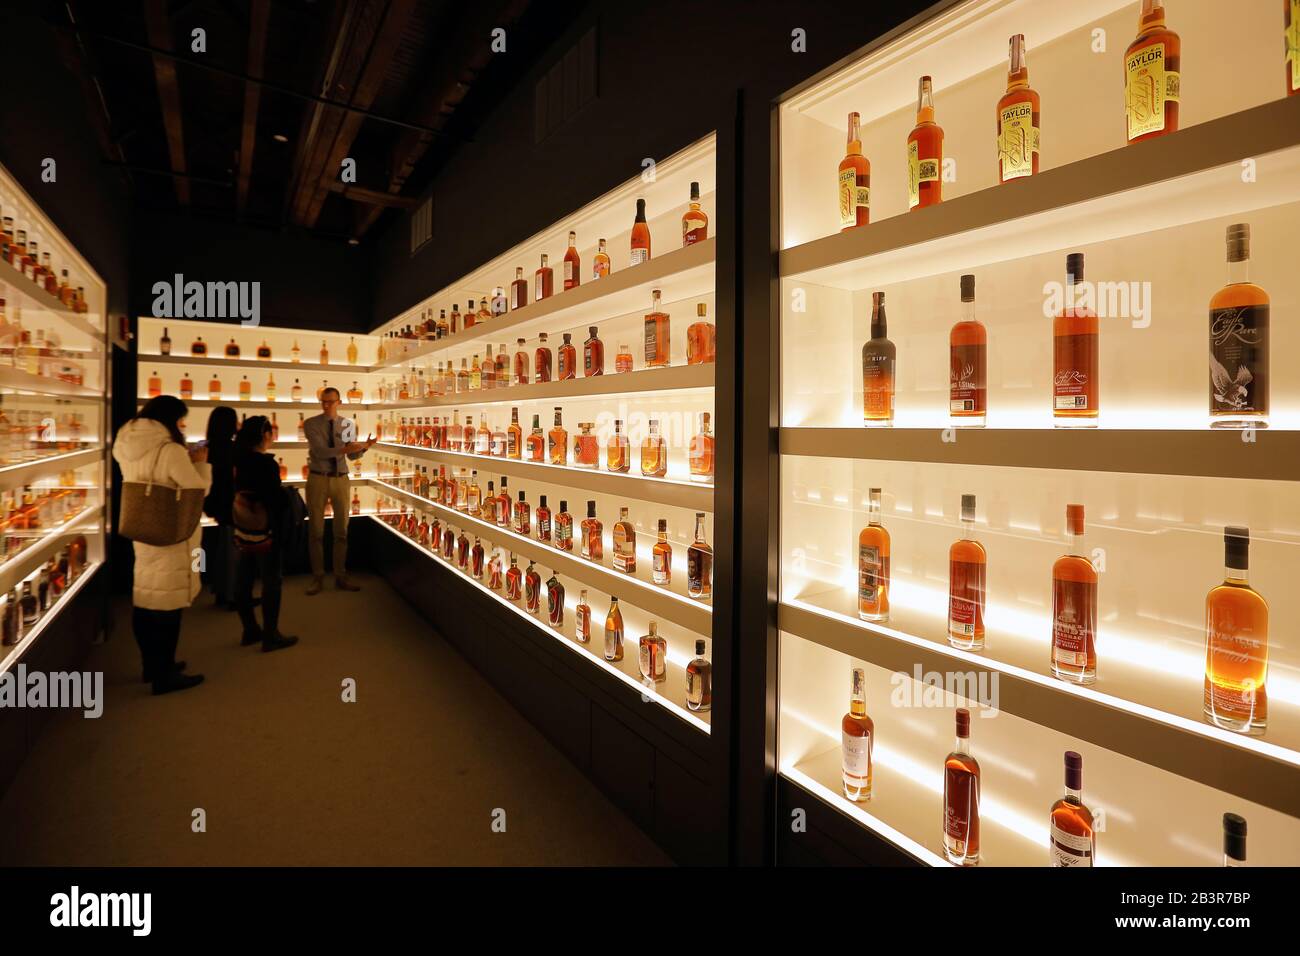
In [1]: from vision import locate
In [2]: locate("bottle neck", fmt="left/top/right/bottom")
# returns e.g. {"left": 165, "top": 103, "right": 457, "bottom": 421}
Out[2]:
{"left": 1227, "top": 257, "right": 1250, "bottom": 285}
{"left": 1225, "top": 565, "right": 1248, "bottom": 585}
{"left": 1065, "top": 784, "right": 1083, "bottom": 804}
{"left": 850, "top": 698, "right": 866, "bottom": 717}
{"left": 1066, "top": 529, "right": 1085, "bottom": 556}
{"left": 695, "top": 516, "right": 706, "bottom": 541}
{"left": 960, "top": 517, "right": 975, "bottom": 539}
{"left": 953, "top": 735, "right": 970, "bottom": 756}
{"left": 871, "top": 311, "right": 887, "bottom": 339}
{"left": 961, "top": 298, "right": 975, "bottom": 323}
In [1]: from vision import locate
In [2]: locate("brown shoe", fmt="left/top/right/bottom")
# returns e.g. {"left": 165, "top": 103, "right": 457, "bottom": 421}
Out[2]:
{"left": 305, "top": 577, "right": 323, "bottom": 596}
{"left": 335, "top": 577, "right": 361, "bottom": 592}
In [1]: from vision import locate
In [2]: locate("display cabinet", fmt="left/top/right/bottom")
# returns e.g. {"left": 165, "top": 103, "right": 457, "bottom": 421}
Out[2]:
{"left": 0, "top": 161, "right": 109, "bottom": 676}
{"left": 772, "top": 0, "right": 1300, "bottom": 865}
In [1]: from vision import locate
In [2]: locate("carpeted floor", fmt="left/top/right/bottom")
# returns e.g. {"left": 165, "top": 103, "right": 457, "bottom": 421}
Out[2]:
{"left": 0, "top": 572, "right": 670, "bottom": 866}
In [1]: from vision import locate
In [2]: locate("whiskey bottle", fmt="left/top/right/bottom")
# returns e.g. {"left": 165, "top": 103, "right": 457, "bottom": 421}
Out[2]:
{"left": 943, "top": 708, "right": 981, "bottom": 866}
{"left": 514, "top": 491, "right": 531, "bottom": 536}
{"left": 563, "top": 230, "right": 581, "bottom": 290}
{"left": 507, "top": 407, "right": 522, "bottom": 459}
{"left": 861, "top": 291, "right": 895, "bottom": 427}
{"left": 949, "top": 494, "right": 987, "bottom": 650}
{"left": 535, "top": 332, "right": 553, "bottom": 383}
{"left": 470, "top": 354, "right": 483, "bottom": 391}
{"left": 526, "top": 414, "right": 545, "bottom": 463}
{"left": 147, "top": 371, "right": 162, "bottom": 398}
{"left": 630, "top": 199, "right": 651, "bottom": 265}
{"left": 493, "top": 478, "right": 510, "bottom": 527}
{"left": 556, "top": 500, "right": 574, "bottom": 552}
{"left": 1289, "top": 0, "right": 1299, "bottom": 95}
{"left": 513, "top": 338, "right": 530, "bottom": 385}
{"left": 639, "top": 621, "right": 667, "bottom": 683}
{"left": 258, "top": 340, "right": 272, "bottom": 361}
{"left": 687, "top": 303, "right": 716, "bottom": 366}
{"left": 510, "top": 267, "right": 528, "bottom": 311}
{"left": 652, "top": 518, "right": 672, "bottom": 586}
{"left": 536, "top": 495, "right": 552, "bottom": 543}
{"left": 477, "top": 299, "right": 491, "bottom": 327}
{"left": 547, "top": 407, "right": 567, "bottom": 465}
{"left": 320, "top": 340, "right": 329, "bottom": 364}
{"left": 278, "top": 458, "right": 288, "bottom": 480}
{"left": 644, "top": 289, "right": 670, "bottom": 368}
{"left": 208, "top": 375, "right": 222, "bottom": 400}
{"left": 441, "top": 524, "right": 456, "bottom": 562}
{"left": 857, "top": 488, "right": 890, "bottom": 622}
{"left": 505, "top": 554, "right": 523, "bottom": 601}
{"left": 686, "top": 640, "right": 712, "bottom": 712}
{"left": 269, "top": 375, "right": 280, "bottom": 401}
{"left": 583, "top": 326, "right": 604, "bottom": 376}
{"left": 615, "top": 343, "right": 634, "bottom": 373}
{"left": 687, "top": 512, "right": 712, "bottom": 602}
{"left": 1124, "top": 0, "right": 1180, "bottom": 143}
{"left": 179, "top": 373, "right": 192, "bottom": 401}
{"left": 546, "top": 572, "right": 565, "bottom": 628}
{"left": 464, "top": 299, "right": 477, "bottom": 331}
{"left": 1209, "top": 224, "right": 1269, "bottom": 428}
{"left": 688, "top": 412, "right": 714, "bottom": 483}
{"left": 449, "top": 304, "right": 461, "bottom": 336}
{"left": 535, "top": 254, "right": 554, "bottom": 301}
{"left": 487, "top": 550, "right": 503, "bottom": 590}
{"left": 1051, "top": 504, "right": 1097, "bottom": 684}
{"left": 1204, "top": 527, "right": 1268, "bottom": 735}
{"left": 524, "top": 560, "right": 542, "bottom": 614}
{"left": 587, "top": 237, "right": 611, "bottom": 281}
{"left": 19, "top": 580, "right": 38, "bottom": 628}
{"left": 192, "top": 335, "right": 207, "bottom": 357}
{"left": 1223, "top": 813, "right": 1248, "bottom": 866}
{"left": 575, "top": 422, "right": 599, "bottom": 469}
{"left": 1053, "top": 253, "right": 1098, "bottom": 426}
{"left": 222, "top": 337, "right": 239, "bottom": 359}
{"left": 557, "top": 333, "right": 577, "bottom": 380}
{"left": 1049, "top": 751, "right": 1095, "bottom": 867}
{"left": 838, "top": 111, "right": 871, "bottom": 231}
{"left": 475, "top": 417, "right": 491, "bottom": 455}
{"left": 613, "top": 507, "right": 636, "bottom": 574}
{"left": 471, "top": 537, "right": 485, "bottom": 579}
{"left": 0, "top": 588, "right": 16, "bottom": 646}
{"left": 296, "top": 412, "right": 306, "bottom": 441}
{"left": 467, "top": 472, "right": 483, "bottom": 515}
{"left": 907, "top": 76, "right": 943, "bottom": 210}
{"left": 950, "top": 274, "right": 986, "bottom": 427}
{"left": 351, "top": 489, "right": 361, "bottom": 515}
{"left": 682, "top": 181, "right": 708, "bottom": 245}
{"left": 239, "top": 375, "right": 252, "bottom": 400}
{"left": 640, "top": 419, "right": 667, "bottom": 478}
{"left": 841, "top": 666, "right": 874, "bottom": 802}
{"left": 575, "top": 588, "right": 591, "bottom": 643}
{"left": 581, "top": 501, "right": 603, "bottom": 562}
{"left": 604, "top": 597, "right": 625, "bottom": 661}
{"left": 607, "top": 419, "right": 630, "bottom": 473}
{"left": 160, "top": 327, "right": 171, "bottom": 355}
{"left": 997, "top": 35, "right": 1040, "bottom": 182}
{"left": 292, "top": 379, "right": 303, "bottom": 402}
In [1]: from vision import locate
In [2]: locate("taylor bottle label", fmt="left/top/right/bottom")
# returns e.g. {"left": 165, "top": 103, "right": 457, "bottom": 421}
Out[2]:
{"left": 1049, "top": 824, "right": 1093, "bottom": 867}
{"left": 630, "top": 248, "right": 648, "bottom": 266}
{"left": 837, "top": 170, "right": 867, "bottom": 228}
{"left": 1052, "top": 579, "right": 1096, "bottom": 667}
{"left": 1209, "top": 304, "right": 1269, "bottom": 414}
{"left": 908, "top": 142, "right": 939, "bottom": 209}
{"left": 949, "top": 344, "right": 986, "bottom": 413}
{"left": 997, "top": 101, "right": 1038, "bottom": 180}
{"left": 1125, "top": 42, "right": 1179, "bottom": 139}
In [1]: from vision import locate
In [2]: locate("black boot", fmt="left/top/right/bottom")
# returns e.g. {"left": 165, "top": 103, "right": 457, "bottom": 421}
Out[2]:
{"left": 141, "top": 660, "right": 187, "bottom": 683}
{"left": 262, "top": 633, "right": 299, "bottom": 653}
{"left": 152, "top": 671, "right": 205, "bottom": 695}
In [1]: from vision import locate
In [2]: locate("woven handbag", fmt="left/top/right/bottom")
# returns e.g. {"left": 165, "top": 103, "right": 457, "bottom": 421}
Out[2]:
{"left": 118, "top": 444, "right": 206, "bottom": 546}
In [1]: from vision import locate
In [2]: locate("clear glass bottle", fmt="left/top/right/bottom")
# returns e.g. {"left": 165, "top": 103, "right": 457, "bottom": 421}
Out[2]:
{"left": 1049, "top": 751, "right": 1095, "bottom": 867}
{"left": 687, "top": 512, "right": 712, "bottom": 602}
{"left": 638, "top": 621, "right": 667, "bottom": 683}
{"left": 652, "top": 518, "right": 672, "bottom": 586}
{"left": 841, "top": 666, "right": 873, "bottom": 802}
{"left": 948, "top": 494, "right": 986, "bottom": 650}
{"left": 943, "top": 707, "right": 981, "bottom": 866}
{"left": 604, "top": 596, "right": 624, "bottom": 661}
{"left": 857, "top": 488, "right": 890, "bottom": 622}
{"left": 613, "top": 507, "right": 636, "bottom": 574}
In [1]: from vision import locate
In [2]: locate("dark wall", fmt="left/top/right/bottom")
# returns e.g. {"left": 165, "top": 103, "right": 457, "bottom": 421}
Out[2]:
{"left": 367, "top": 0, "right": 932, "bottom": 327}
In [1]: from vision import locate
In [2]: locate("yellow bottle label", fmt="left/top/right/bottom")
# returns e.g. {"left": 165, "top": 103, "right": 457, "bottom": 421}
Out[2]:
{"left": 998, "top": 100, "right": 1038, "bottom": 179}
{"left": 1125, "top": 42, "right": 1176, "bottom": 139}
{"left": 907, "top": 140, "right": 920, "bottom": 208}
{"left": 838, "top": 168, "right": 857, "bottom": 227}
{"left": 856, "top": 185, "right": 870, "bottom": 211}
{"left": 1289, "top": 0, "right": 1300, "bottom": 92}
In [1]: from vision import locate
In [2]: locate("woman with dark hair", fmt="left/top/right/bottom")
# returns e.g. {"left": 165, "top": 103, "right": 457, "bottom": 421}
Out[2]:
{"left": 112, "top": 395, "right": 209, "bottom": 694}
{"left": 233, "top": 415, "right": 297, "bottom": 652}
{"left": 202, "top": 405, "right": 239, "bottom": 609}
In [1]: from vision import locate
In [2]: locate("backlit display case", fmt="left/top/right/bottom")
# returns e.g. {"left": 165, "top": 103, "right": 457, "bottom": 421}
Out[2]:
{"left": 775, "top": 0, "right": 1300, "bottom": 865}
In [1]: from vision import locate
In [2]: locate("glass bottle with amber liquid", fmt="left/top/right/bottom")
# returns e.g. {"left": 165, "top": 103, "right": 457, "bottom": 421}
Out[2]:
{"left": 686, "top": 640, "right": 712, "bottom": 712}
{"left": 862, "top": 291, "right": 895, "bottom": 427}
{"left": 470, "top": 537, "right": 485, "bottom": 579}
{"left": 1052, "top": 504, "right": 1097, "bottom": 684}
{"left": 534, "top": 255, "right": 553, "bottom": 302}
{"left": 687, "top": 512, "right": 712, "bottom": 602}
{"left": 547, "top": 407, "right": 567, "bottom": 465}
{"left": 1204, "top": 526, "right": 1268, "bottom": 735}
{"left": 536, "top": 494, "right": 552, "bottom": 543}
{"left": 546, "top": 571, "right": 565, "bottom": 629}
{"left": 687, "top": 303, "right": 716, "bottom": 365}
{"left": 574, "top": 422, "right": 598, "bottom": 470}
{"left": 615, "top": 343, "right": 633, "bottom": 373}
{"left": 147, "top": 371, "right": 162, "bottom": 398}
{"left": 943, "top": 708, "right": 980, "bottom": 866}
{"left": 1049, "top": 751, "right": 1095, "bottom": 867}
{"left": 682, "top": 181, "right": 708, "bottom": 245}
{"left": 838, "top": 111, "right": 871, "bottom": 231}
{"left": 557, "top": 333, "right": 577, "bottom": 380}
{"left": 505, "top": 554, "right": 522, "bottom": 601}
{"left": 494, "top": 477, "right": 511, "bottom": 528}
{"left": 652, "top": 518, "right": 672, "bottom": 586}
{"left": 513, "top": 338, "right": 530, "bottom": 385}
{"left": 950, "top": 274, "right": 986, "bottom": 427}
{"left": 613, "top": 507, "right": 636, "bottom": 574}
{"left": 562, "top": 231, "right": 580, "bottom": 290}
{"left": 583, "top": 326, "right": 604, "bottom": 376}
{"left": 191, "top": 335, "right": 208, "bottom": 357}
{"left": 526, "top": 414, "right": 545, "bottom": 462}
{"left": 688, "top": 412, "right": 714, "bottom": 483}
{"left": 630, "top": 199, "right": 651, "bottom": 265}
{"left": 1053, "top": 253, "right": 1097, "bottom": 426}
{"left": 575, "top": 588, "right": 591, "bottom": 644}
{"left": 535, "top": 333, "right": 553, "bottom": 383}
{"left": 464, "top": 298, "right": 478, "bottom": 331}
{"left": 556, "top": 500, "right": 574, "bottom": 552}
{"left": 179, "top": 372, "right": 193, "bottom": 400}
{"left": 639, "top": 621, "right": 667, "bottom": 683}
{"left": 524, "top": 560, "right": 542, "bottom": 614}
{"left": 1288, "top": 0, "right": 1299, "bottom": 96}
{"left": 507, "top": 408, "right": 523, "bottom": 459}
{"left": 857, "top": 487, "right": 890, "bottom": 622}
{"left": 592, "top": 239, "right": 611, "bottom": 279}
{"left": 513, "top": 491, "right": 531, "bottom": 536}
{"left": 580, "top": 501, "right": 602, "bottom": 562}
{"left": 644, "top": 289, "right": 670, "bottom": 368}
{"left": 907, "top": 76, "right": 943, "bottom": 210}
{"left": 604, "top": 597, "right": 624, "bottom": 661}
{"left": 456, "top": 529, "right": 470, "bottom": 569}
{"left": 641, "top": 419, "right": 667, "bottom": 478}
{"left": 1209, "top": 224, "right": 1269, "bottom": 429}
{"left": 948, "top": 494, "right": 986, "bottom": 650}
{"left": 997, "top": 35, "right": 1039, "bottom": 183}
{"left": 510, "top": 267, "right": 528, "bottom": 311}
{"left": 1124, "top": 0, "right": 1180, "bottom": 143}
{"left": 607, "top": 419, "right": 629, "bottom": 473}
{"left": 841, "top": 666, "right": 874, "bottom": 802}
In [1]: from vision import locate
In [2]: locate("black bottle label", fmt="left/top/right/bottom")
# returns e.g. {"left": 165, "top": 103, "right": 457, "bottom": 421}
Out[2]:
{"left": 1210, "top": 304, "right": 1268, "bottom": 414}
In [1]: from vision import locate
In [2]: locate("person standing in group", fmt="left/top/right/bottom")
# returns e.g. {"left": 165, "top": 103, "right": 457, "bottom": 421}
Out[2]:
{"left": 232, "top": 415, "right": 298, "bottom": 651}
{"left": 201, "top": 405, "right": 239, "bottom": 609}
{"left": 303, "top": 386, "right": 375, "bottom": 594}
{"left": 112, "top": 395, "right": 209, "bottom": 695}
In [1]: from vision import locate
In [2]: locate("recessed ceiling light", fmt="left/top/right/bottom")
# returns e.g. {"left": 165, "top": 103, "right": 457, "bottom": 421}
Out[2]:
{"left": 272, "top": 133, "right": 288, "bottom": 143}
{"left": 347, "top": 238, "right": 360, "bottom": 246}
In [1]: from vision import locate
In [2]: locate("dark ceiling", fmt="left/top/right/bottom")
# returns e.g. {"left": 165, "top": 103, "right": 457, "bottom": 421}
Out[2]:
{"left": 53, "top": 0, "right": 582, "bottom": 243}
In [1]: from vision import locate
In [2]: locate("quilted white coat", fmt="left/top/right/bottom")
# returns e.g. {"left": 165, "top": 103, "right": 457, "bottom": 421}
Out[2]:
{"left": 113, "top": 419, "right": 212, "bottom": 611}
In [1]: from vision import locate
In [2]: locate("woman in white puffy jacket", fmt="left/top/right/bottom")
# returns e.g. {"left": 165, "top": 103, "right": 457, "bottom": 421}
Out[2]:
{"left": 113, "top": 396, "right": 211, "bottom": 695}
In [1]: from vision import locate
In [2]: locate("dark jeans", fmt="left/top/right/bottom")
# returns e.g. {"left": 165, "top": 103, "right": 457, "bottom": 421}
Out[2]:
{"left": 202, "top": 523, "right": 238, "bottom": 604}
{"left": 132, "top": 607, "right": 183, "bottom": 681}
{"left": 236, "top": 543, "right": 282, "bottom": 637}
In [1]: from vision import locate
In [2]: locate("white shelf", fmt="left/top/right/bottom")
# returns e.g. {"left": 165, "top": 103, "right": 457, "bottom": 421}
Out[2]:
{"left": 0, "top": 365, "right": 99, "bottom": 399}
{"left": 0, "top": 256, "right": 103, "bottom": 340}
{"left": 0, "top": 561, "right": 102, "bottom": 677}
{"left": 0, "top": 447, "right": 103, "bottom": 492}
{"left": 136, "top": 352, "right": 376, "bottom": 374}
{"left": 0, "top": 504, "right": 102, "bottom": 599}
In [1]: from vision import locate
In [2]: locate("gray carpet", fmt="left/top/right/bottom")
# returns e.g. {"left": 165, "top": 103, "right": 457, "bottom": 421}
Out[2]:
{"left": 0, "top": 572, "right": 671, "bottom": 866}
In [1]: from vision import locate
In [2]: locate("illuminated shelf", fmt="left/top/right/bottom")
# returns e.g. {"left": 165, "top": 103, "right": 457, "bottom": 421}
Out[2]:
{"left": 370, "top": 514, "right": 710, "bottom": 733}
{"left": 136, "top": 353, "right": 377, "bottom": 374}
{"left": 0, "top": 257, "right": 103, "bottom": 340}
{"left": 138, "top": 397, "right": 372, "bottom": 411}
{"left": 371, "top": 477, "right": 712, "bottom": 635}
{"left": 0, "top": 561, "right": 102, "bottom": 677}
{"left": 373, "top": 238, "right": 717, "bottom": 369}
{"left": 779, "top": 595, "right": 1300, "bottom": 818}
{"left": 0, "top": 447, "right": 104, "bottom": 491}
{"left": 0, "top": 366, "right": 99, "bottom": 399}
{"left": 780, "top": 427, "right": 1300, "bottom": 482}
{"left": 374, "top": 441, "right": 713, "bottom": 511}
{"left": 780, "top": 96, "right": 1300, "bottom": 287}
{"left": 0, "top": 505, "right": 102, "bottom": 598}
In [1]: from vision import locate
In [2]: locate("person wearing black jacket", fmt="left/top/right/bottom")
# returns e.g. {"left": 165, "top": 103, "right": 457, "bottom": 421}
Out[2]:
{"left": 233, "top": 416, "right": 298, "bottom": 652}
{"left": 202, "top": 406, "right": 239, "bottom": 609}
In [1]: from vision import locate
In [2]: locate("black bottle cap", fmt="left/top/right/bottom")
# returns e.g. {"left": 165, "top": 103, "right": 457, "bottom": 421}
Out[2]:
{"left": 559, "top": 500, "right": 567, "bottom": 511}
{"left": 695, "top": 639, "right": 706, "bottom": 655}
{"left": 587, "top": 500, "right": 596, "bottom": 517}
{"left": 1224, "top": 526, "right": 1250, "bottom": 571}
{"left": 518, "top": 490, "right": 526, "bottom": 502}
{"left": 635, "top": 198, "right": 646, "bottom": 221}
{"left": 1063, "top": 751, "right": 1083, "bottom": 789}
{"left": 960, "top": 494, "right": 976, "bottom": 520}
{"left": 690, "top": 181, "right": 700, "bottom": 201}
{"left": 1223, "top": 813, "right": 1247, "bottom": 861}
{"left": 960, "top": 274, "right": 975, "bottom": 302}
{"left": 539, "top": 495, "right": 547, "bottom": 508}
{"left": 589, "top": 325, "right": 599, "bottom": 337}
{"left": 1066, "top": 252, "right": 1084, "bottom": 284}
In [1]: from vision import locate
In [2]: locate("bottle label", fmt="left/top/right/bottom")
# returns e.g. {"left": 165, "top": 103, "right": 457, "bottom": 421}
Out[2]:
{"left": 948, "top": 559, "right": 984, "bottom": 635}
{"left": 547, "top": 585, "right": 564, "bottom": 625}
{"left": 949, "top": 344, "right": 986, "bottom": 414}
{"left": 1052, "top": 578, "right": 1096, "bottom": 666}
{"left": 838, "top": 168, "right": 857, "bottom": 228}
{"left": 687, "top": 550, "right": 702, "bottom": 592}
{"left": 1205, "top": 608, "right": 1268, "bottom": 725}
{"left": 943, "top": 767, "right": 978, "bottom": 845}
{"left": 1209, "top": 304, "right": 1269, "bottom": 415}
{"left": 511, "top": 286, "right": 522, "bottom": 310}
{"left": 1049, "top": 823, "right": 1093, "bottom": 866}
{"left": 862, "top": 355, "right": 894, "bottom": 419}
{"left": 630, "top": 248, "right": 649, "bottom": 266}
{"left": 576, "top": 605, "right": 589, "bottom": 638}
{"left": 998, "top": 100, "right": 1038, "bottom": 180}
{"left": 858, "top": 545, "right": 881, "bottom": 603}
{"left": 593, "top": 259, "right": 609, "bottom": 279}
{"left": 613, "top": 526, "right": 634, "bottom": 571}
{"left": 563, "top": 261, "right": 573, "bottom": 282}
{"left": 842, "top": 729, "right": 872, "bottom": 776}
{"left": 907, "top": 141, "right": 921, "bottom": 208}
{"left": 653, "top": 549, "right": 669, "bottom": 578}
{"left": 686, "top": 670, "right": 699, "bottom": 703}
{"left": 538, "top": 515, "right": 551, "bottom": 540}
{"left": 1290, "top": 1, "right": 1300, "bottom": 92}
{"left": 1125, "top": 42, "right": 1178, "bottom": 140}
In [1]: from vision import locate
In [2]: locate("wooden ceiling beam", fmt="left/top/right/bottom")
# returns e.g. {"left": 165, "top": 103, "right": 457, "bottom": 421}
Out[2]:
{"left": 142, "top": 0, "right": 190, "bottom": 206}
{"left": 327, "top": 182, "right": 421, "bottom": 208}
{"left": 235, "top": 0, "right": 271, "bottom": 217}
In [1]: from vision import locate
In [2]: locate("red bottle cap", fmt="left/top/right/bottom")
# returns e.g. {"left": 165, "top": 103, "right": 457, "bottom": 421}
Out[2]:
{"left": 1065, "top": 504, "right": 1085, "bottom": 535}
{"left": 955, "top": 708, "right": 971, "bottom": 737}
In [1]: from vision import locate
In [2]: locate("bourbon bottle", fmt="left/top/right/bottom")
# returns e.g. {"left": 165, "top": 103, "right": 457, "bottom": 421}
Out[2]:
{"left": 1209, "top": 224, "right": 1269, "bottom": 428}
{"left": 535, "top": 332, "right": 553, "bottom": 383}
{"left": 1204, "top": 527, "right": 1268, "bottom": 735}
{"left": 682, "top": 181, "right": 708, "bottom": 245}
{"left": 562, "top": 230, "right": 580, "bottom": 290}
{"left": 524, "top": 560, "right": 542, "bottom": 614}
{"left": 943, "top": 708, "right": 981, "bottom": 866}
{"left": 592, "top": 238, "right": 611, "bottom": 279}
{"left": 1049, "top": 751, "right": 1095, "bottom": 867}
{"left": 526, "top": 414, "right": 545, "bottom": 462}
{"left": 997, "top": 35, "right": 1039, "bottom": 183}
{"left": 536, "top": 494, "right": 552, "bottom": 543}
{"left": 574, "top": 422, "right": 599, "bottom": 469}
{"left": 686, "top": 639, "right": 712, "bottom": 712}
{"left": 556, "top": 500, "right": 574, "bottom": 552}
{"left": 652, "top": 518, "right": 672, "bottom": 586}
{"left": 159, "top": 326, "right": 172, "bottom": 355}
{"left": 1053, "top": 253, "right": 1098, "bottom": 426}
{"left": 607, "top": 419, "right": 630, "bottom": 473}
{"left": 147, "top": 371, "right": 162, "bottom": 398}
{"left": 604, "top": 597, "right": 624, "bottom": 661}
{"left": 583, "top": 326, "right": 604, "bottom": 376}
{"left": 546, "top": 572, "right": 565, "bottom": 628}
{"left": 630, "top": 199, "right": 651, "bottom": 265}
{"left": 534, "top": 255, "right": 553, "bottom": 302}
{"left": 613, "top": 507, "right": 636, "bottom": 574}
{"left": 581, "top": 501, "right": 602, "bottom": 562}
{"left": 547, "top": 407, "right": 568, "bottom": 465}
{"left": 644, "top": 289, "right": 670, "bottom": 368}
{"left": 1124, "top": 0, "right": 1180, "bottom": 143}
{"left": 948, "top": 494, "right": 986, "bottom": 650}
{"left": 615, "top": 343, "right": 633, "bottom": 374}
{"left": 471, "top": 537, "right": 485, "bottom": 579}
{"left": 639, "top": 621, "right": 667, "bottom": 683}
{"left": 557, "top": 333, "right": 577, "bottom": 380}
{"left": 464, "top": 298, "right": 477, "bottom": 331}
{"left": 687, "top": 512, "right": 712, "bottom": 601}
{"left": 862, "top": 291, "right": 895, "bottom": 427}
{"left": 688, "top": 412, "right": 714, "bottom": 483}
{"left": 907, "top": 76, "right": 943, "bottom": 210}
{"left": 640, "top": 419, "right": 667, "bottom": 478}
{"left": 507, "top": 407, "right": 523, "bottom": 459}
{"left": 841, "top": 666, "right": 874, "bottom": 802}
{"left": 179, "top": 372, "right": 193, "bottom": 401}
{"left": 575, "top": 588, "right": 591, "bottom": 643}
{"left": 687, "top": 302, "right": 716, "bottom": 365}
{"left": 505, "top": 554, "right": 522, "bottom": 601}
{"left": 1051, "top": 504, "right": 1097, "bottom": 684}
{"left": 838, "top": 111, "right": 871, "bottom": 230}
{"left": 857, "top": 488, "right": 890, "bottom": 622}
{"left": 191, "top": 335, "right": 207, "bottom": 357}
{"left": 950, "top": 273, "right": 986, "bottom": 427}
{"left": 510, "top": 267, "right": 528, "bottom": 310}
{"left": 513, "top": 338, "right": 530, "bottom": 385}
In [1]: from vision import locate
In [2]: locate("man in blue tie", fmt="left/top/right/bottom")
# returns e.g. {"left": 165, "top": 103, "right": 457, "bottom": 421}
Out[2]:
{"left": 303, "top": 387, "right": 375, "bottom": 595}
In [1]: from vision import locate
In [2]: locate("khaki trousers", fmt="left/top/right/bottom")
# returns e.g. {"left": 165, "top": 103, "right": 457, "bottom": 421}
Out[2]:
{"left": 306, "top": 472, "right": 350, "bottom": 578}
